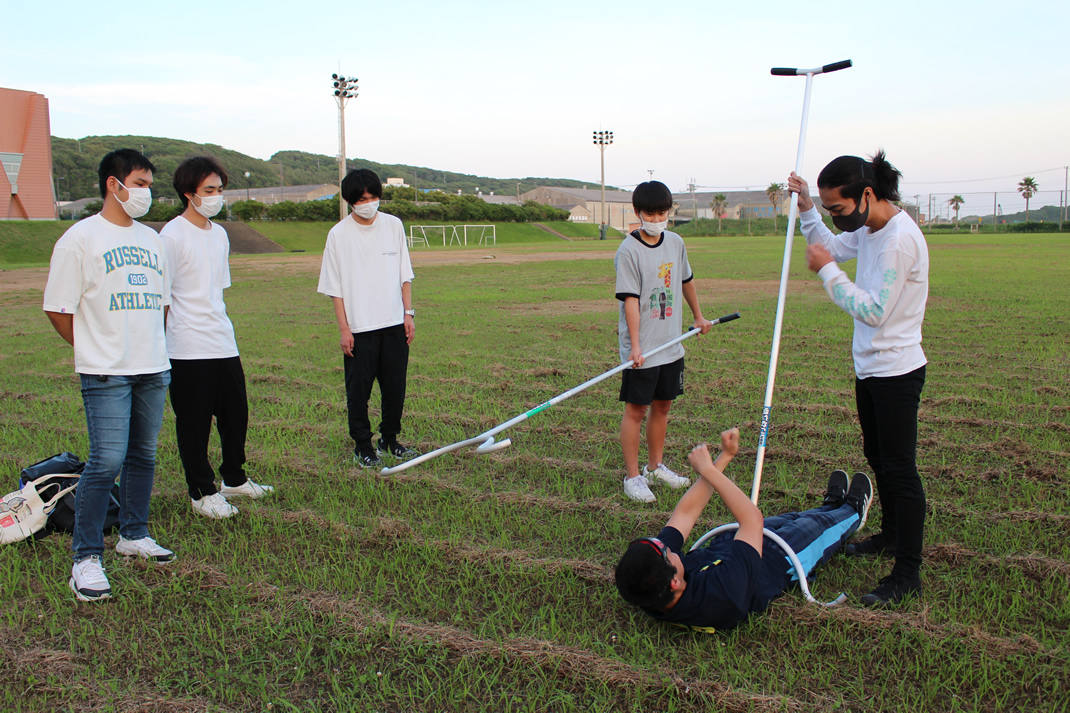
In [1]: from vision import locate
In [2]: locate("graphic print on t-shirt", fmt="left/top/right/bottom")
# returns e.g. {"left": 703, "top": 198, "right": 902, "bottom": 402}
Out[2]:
{"left": 649, "top": 262, "right": 675, "bottom": 320}
{"left": 103, "top": 244, "right": 165, "bottom": 313}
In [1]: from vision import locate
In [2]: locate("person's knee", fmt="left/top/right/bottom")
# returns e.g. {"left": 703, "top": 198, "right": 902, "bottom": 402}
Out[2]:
{"left": 623, "top": 403, "right": 648, "bottom": 423}
{"left": 650, "top": 400, "right": 672, "bottom": 416}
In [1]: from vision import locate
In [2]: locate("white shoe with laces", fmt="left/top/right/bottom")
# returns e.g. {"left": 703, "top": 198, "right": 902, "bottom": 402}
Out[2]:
{"left": 69, "top": 556, "right": 111, "bottom": 602}
{"left": 192, "top": 492, "right": 239, "bottom": 519}
{"left": 115, "top": 535, "right": 175, "bottom": 563}
{"left": 644, "top": 463, "right": 690, "bottom": 489}
{"left": 220, "top": 479, "right": 275, "bottom": 499}
{"left": 623, "top": 475, "right": 656, "bottom": 503}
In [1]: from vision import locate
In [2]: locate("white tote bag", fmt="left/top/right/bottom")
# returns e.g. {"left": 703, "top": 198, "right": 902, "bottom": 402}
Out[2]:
{"left": 0, "top": 474, "right": 79, "bottom": 545}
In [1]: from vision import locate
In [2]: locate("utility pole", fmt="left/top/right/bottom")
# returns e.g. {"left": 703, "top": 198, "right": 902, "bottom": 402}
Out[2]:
{"left": 332, "top": 73, "right": 358, "bottom": 221}
{"left": 1063, "top": 166, "right": 1068, "bottom": 230}
{"left": 913, "top": 194, "right": 920, "bottom": 225}
{"left": 648, "top": 169, "right": 654, "bottom": 181}
{"left": 593, "top": 130, "right": 613, "bottom": 240}
{"left": 688, "top": 179, "right": 697, "bottom": 223}
{"left": 993, "top": 192, "right": 998, "bottom": 233}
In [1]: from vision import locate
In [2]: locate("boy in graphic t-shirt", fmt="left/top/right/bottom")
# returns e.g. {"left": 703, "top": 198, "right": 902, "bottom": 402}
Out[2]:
{"left": 614, "top": 428, "right": 873, "bottom": 633}
{"left": 43, "top": 149, "right": 175, "bottom": 602}
{"left": 614, "top": 181, "right": 713, "bottom": 503}
{"left": 160, "top": 156, "right": 274, "bottom": 521}
{"left": 317, "top": 168, "right": 418, "bottom": 469}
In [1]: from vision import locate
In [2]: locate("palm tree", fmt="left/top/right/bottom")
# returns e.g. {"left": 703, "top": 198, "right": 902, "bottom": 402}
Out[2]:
{"left": 1018, "top": 177, "right": 1038, "bottom": 223}
{"left": 948, "top": 195, "right": 964, "bottom": 230}
{"left": 766, "top": 182, "right": 785, "bottom": 232}
{"left": 710, "top": 193, "right": 728, "bottom": 234}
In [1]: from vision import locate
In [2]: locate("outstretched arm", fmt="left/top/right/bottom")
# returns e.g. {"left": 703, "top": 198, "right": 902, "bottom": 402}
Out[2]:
{"left": 665, "top": 428, "right": 760, "bottom": 554}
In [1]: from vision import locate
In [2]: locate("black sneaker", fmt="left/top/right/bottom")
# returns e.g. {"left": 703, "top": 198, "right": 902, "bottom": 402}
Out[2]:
{"left": 822, "top": 470, "right": 849, "bottom": 507}
{"left": 353, "top": 448, "right": 383, "bottom": 469}
{"left": 845, "top": 533, "right": 893, "bottom": 557}
{"left": 376, "top": 439, "right": 419, "bottom": 460}
{"left": 845, "top": 472, "right": 873, "bottom": 531}
{"left": 860, "top": 573, "right": 922, "bottom": 608}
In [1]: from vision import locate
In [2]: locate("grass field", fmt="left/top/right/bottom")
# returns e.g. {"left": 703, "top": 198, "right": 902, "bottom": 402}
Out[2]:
{"left": 1, "top": 233, "right": 1068, "bottom": 712}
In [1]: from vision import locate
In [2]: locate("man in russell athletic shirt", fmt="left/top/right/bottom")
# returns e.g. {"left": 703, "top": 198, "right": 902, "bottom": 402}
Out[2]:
{"left": 160, "top": 156, "right": 274, "bottom": 520}
{"left": 43, "top": 148, "right": 175, "bottom": 602}
{"left": 317, "top": 168, "right": 418, "bottom": 468}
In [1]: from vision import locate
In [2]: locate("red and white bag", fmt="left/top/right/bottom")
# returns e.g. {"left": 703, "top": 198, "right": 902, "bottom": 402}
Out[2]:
{"left": 0, "top": 474, "right": 79, "bottom": 545}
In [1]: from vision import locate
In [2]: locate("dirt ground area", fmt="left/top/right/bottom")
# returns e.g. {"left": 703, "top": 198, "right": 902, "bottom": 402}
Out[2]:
{"left": 0, "top": 249, "right": 615, "bottom": 294}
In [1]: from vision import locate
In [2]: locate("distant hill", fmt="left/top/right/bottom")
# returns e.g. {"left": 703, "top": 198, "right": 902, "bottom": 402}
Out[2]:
{"left": 962, "top": 204, "right": 1066, "bottom": 224}
{"left": 51, "top": 135, "right": 617, "bottom": 202}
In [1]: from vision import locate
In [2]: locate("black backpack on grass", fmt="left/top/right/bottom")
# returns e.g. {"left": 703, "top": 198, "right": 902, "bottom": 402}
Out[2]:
{"left": 18, "top": 452, "right": 121, "bottom": 537}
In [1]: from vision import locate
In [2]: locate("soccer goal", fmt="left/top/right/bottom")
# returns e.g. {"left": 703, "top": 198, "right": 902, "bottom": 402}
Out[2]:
{"left": 464, "top": 224, "right": 496, "bottom": 246}
{"left": 408, "top": 224, "right": 496, "bottom": 247}
{"left": 408, "top": 225, "right": 462, "bottom": 247}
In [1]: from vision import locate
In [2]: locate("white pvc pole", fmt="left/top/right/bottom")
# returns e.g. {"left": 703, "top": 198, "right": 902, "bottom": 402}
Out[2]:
{"left": 751, "top": 60, "right": 853, "bottom": 505}
{"left": 381, "top": 312, "right": 741, "bottom": 475}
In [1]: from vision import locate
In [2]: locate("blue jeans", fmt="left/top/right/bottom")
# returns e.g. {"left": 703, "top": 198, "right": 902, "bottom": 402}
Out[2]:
{"left": 763, "top": 504, "right": 860, "bottom": 583}
{"left": 74, "top": 371, "right": 170, "bottom": 562}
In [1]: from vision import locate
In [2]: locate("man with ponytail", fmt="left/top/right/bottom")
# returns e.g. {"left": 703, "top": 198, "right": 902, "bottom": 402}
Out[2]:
{"left": 787, "top": 151, "right": 929, "bottom": 608}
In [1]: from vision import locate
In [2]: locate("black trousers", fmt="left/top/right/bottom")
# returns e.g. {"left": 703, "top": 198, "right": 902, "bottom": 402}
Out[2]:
{"left": 168, "top": 356, "right": 249, "bottom": 500}
{"left": 855, "top": 364, "right": 927, "bottom": 577}
{"left": 344, "top": 324, "right": 409, "bottom": 449}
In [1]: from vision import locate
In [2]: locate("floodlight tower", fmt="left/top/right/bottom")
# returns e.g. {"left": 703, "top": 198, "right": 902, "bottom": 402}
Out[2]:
{"left": 332, "top": 73, "right": 359, "bottom": 221}
{"left": 593, "top": 130, "right": 613, "bottom": 240}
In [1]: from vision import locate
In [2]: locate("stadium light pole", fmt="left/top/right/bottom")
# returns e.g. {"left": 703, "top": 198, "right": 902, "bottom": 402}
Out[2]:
{"left": 244, "top": 171, "right": 251, "bottom": 202}
{"left": 593, "top": 130, "right": 613, "bottom": 240}
{"left": 332, "top": 73, "right": 359, "bottom": 221}
{"left": 273, "top": 162, "right": 284, "bottom": 204}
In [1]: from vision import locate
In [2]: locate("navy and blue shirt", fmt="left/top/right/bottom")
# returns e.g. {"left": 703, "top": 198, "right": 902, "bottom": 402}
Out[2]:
{"left": 642, "top": 525, "right": 768, "bottom": 633}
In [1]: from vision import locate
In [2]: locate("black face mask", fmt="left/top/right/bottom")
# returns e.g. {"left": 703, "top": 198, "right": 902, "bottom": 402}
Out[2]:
{"left": 831, "top": 192, "right": 870, "bottom": 232}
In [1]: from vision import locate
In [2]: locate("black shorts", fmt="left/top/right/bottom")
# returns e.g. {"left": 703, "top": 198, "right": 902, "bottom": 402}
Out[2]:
{"left": 619, "top": 357, "right": 684, "bottom": 405}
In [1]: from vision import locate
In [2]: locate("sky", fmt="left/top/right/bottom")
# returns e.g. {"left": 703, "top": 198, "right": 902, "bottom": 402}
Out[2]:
{"left": 4, "top": 0, "right": 1069, "bottom": 218}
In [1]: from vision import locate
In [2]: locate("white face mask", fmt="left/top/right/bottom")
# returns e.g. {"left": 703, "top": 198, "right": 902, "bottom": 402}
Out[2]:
{"left": 641, "top": 219, "right": 667, "bottom": 237}
{"left": 192, "top": 194, "right": 225, "bottom": 219}
{"left": 115, "top": 180, "right": 152, "bottom": 218}
{"left": 352, "top": 200, "right": 379, "bottom": 219}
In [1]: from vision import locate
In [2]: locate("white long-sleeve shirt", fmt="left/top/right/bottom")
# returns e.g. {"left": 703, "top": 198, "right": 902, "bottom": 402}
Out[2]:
{"left": 799, "top": 206, "right": 928, "bottom": 379}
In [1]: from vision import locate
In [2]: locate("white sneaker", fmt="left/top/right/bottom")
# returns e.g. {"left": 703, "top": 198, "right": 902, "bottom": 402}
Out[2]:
{"left": 115, "top": 535, "right": 175, "bottom": 563}
{"left": 220, "top": 479, "right": 275, "bottom": 499}
{"left": 192, "top": 492, "right": 239, "bottom": 519}
{"left": 69, "top": 556, "right": 111, "bottom": 602}
{"left": 644, "top": 463, "right": 690, "bottom": 489}
{"left": 623, "top": 475, "right": 656, "bottom": 503}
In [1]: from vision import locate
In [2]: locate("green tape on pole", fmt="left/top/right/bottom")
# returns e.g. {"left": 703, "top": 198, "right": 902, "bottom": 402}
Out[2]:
{"left": 524, "top": 402, "right": 551, "bottom": 418}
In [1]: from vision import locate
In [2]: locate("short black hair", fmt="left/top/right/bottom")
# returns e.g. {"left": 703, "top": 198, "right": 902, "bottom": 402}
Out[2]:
{"left": 614, "top": 541, "right": 676, "bottom": 609}
{"left": 98, "top": 148, "right": 156, "bottom": 199}
{"left": 173, "top": 156, "right": 229, "bottom": 209}
{"left": 817, "top": 150, "right": 902, "bottom": 203}
{"left": 632, "top": 181, "right": 673, "bottom": 214}
{"left": 341, "top": 168, "right": 383, "bottom": 204}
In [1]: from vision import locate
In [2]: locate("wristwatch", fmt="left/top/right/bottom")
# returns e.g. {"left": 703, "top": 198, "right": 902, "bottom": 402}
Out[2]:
{"left": 404, "top": 309, "right": 415, "bottom": 317}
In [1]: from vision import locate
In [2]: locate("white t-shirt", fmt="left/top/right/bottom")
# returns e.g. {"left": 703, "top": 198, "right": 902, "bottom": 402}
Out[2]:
{"left": 317, "top": 212, "right": 414, "bottom": 333}
{"left": 800, "top": 206, "right": 928, "bottom": 379}
{"left": 42, "top": 214, "right": 171, "bottom": 375}
{"left": 159, "top": 215, "right": 239, "bottom": 360}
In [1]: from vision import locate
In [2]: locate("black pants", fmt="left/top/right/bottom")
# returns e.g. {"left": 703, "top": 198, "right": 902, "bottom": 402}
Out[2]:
{"left": 344, "top": 325, "right": 409, "bottom": 449}
{"left": 855, "top": 364, "right": 926, "bottom": 577}
{"left": 169, "top": 356, "right": 249, "bottom": 500}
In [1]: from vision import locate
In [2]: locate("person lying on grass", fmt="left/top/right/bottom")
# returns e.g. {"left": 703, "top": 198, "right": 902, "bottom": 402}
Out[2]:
{"left": 614, "top": 428, "right": 873, "bottom": 632}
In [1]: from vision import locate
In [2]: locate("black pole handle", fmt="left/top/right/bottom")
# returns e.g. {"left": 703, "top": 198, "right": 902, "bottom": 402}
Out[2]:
{"left": 821, "top": 59, "right": 853, "bottom": 73}
{"left": 770, "top": 60, "right": 853, "bottom": 76}
{"left": 714, "top": 312, "right": 742, "bottom": 324}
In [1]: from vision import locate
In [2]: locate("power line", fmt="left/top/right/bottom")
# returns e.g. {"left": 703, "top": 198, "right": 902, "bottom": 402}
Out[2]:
{"left": 903, "top": 165, "right": 1067, "bottom": 185}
